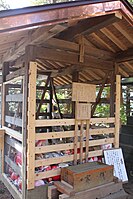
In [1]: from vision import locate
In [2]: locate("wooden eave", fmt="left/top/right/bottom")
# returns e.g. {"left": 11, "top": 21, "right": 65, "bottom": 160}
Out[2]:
{"left": 0, "top": 0, "right": 132, "bottom": 85}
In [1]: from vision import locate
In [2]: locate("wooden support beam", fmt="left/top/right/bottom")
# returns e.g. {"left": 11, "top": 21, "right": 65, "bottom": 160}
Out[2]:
{"left": 115, "top": 48, "right": 133, "bottom": 63}
{"left": 35, "top": 117, "right": 115, "bottom": 127}
{"left": 114, "top": 75, "right": 121, "bottom": 148}
{"left": 6, "top": 93, "right": 23, "bottom": 102}
{"left": 22, "top": 50, "right": 29, "bottom": 199}
{"left": 110, "top": 71, "right": 115, "bottom": 117}
{"left": 2, "top": 62, "right": 9, "bottom": 127}
{"left": 3, "top": 126, "right": 22, "bottom": 141}
{"left": 5, "top": 135, "right": 22, "bottom": 153}
{"left": 2, "top": 25, "right": 67, "bottom": 64}
{"left": 0, "top": 130, "right": 4, "bottom": 173}
{"left": 5, "top": 115, "right": 22, "bottom": 127}
{"left": 58, "top": 13, "right": 121, "bottom": 41}
{"left": 100, "top": 27, "right": 127, "bottom": 50}
{"left": 27, "top": 62, "right": 37, "bottom": 190}
{"left": 44, "top": 38, "right": 114, "bottom": 60}
{"left": 33, "top": 46, "right": 114, "bottom": 71}
{"left": 72, "top": 72, "right": 79, "bottom": 118}
{"left": 78, "top": 35, "right": 85, "bottom": 63}
{"left": 6, "top": 67, "right": 25, "bottom": 82}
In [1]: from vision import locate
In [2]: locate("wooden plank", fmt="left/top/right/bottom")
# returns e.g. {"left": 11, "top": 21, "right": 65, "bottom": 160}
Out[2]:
{"left": 22, "top": 56, "right": 29, "bottom": 199}
{"left": 6, "top": 93, "right": 23, "bottom": 102}
{"left": 34, "top": 46, "right": 114, "bottom": 71}
{"left": 101, "top": 28, "right": 127, "bottom": 50}
{"left": 54, "top": 181, "right": 75, "bottom": 197}
{"left": 35, "top": 119, "right": 75, "bottom": 127}
{"left": 110, "top": 71, "right": 115, "bottom": 117}
{"left": 2, "top": 63, "right": 9, "bottom": 126}
{"left": 115, "top": 75, "right": 121, "bottom": 148}
{"left": 5, "top": 135, "right": 22, "bottom": 153}
{"left": 1, "top": 173, "right": 22, "bottom": 199}
{"left": 48, "top": 185, "right": 60, "bottom": 199}
{"left": 35, "top": 118, "right": 115, "bottom": 127}
{"left": 4, "top": 76, "right": 23, "bottom": 85}
{"left": 35, "top": 138, "right": 114, "bottom": 154}
{"left": 91, "top": 117, "right": 115, "bottom": 124}
{"left": 27, "top": 62, "right": 37, "bottom": 190}
{"left": 35, "top": 149, "right": 105, "bottom": 167}
{"left": 58, "top": 13, "right": 121, "bottom": 41}
{"left": 2, "top": 25, "right": 67, "bottom": 64}
{"left": 85, "top": 120, "right": 90, "bottom": 162}
{"left": 5, "top": 155, "right": 22, "bottom": 176}
{"left": 74, "top": 120, "right": 78, "bottom": 165}
{"left": 44, "top": 38, "right": 114, "bottom": 60}
{"left": 6, "top": 67, "right": 25, "bottom": 82}
{"left": 3, "top": 126, "right": 22, "bottom": 141}
{"left": 59, "top": 182, "right": 123, "bottom": 199}
{"left": 72, "top": 83, "right": 96, "bottom": 102}
{"left": 5, "top": 115, "right": 22, "bottom": 127}
{"left": 78, "top": 35, "right": 85, "bottom": 63}
{"left": 116, "top": 48, "right": 133, "bottom": 63}
{"left": 80, "top": 121, "right": 84, "bottom": 164}
{"left": 0, "top": 129, "right": 4, "bottom": 173}
{"left": 35, "top": 169, "right": 61, "bottom": 181}
{"left": 35, "top": 128, "right": 115, "bottom": 140}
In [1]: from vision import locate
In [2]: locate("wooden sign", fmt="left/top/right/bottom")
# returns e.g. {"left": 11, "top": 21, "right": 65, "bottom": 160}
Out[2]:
{"left": 72, "top": 83, "right": 96, "bottom": 102}
{"left": 104, "top": 148, "right": 128, "bottom": 182}
{"left": 76, "top": 103, "right": 91, "bottom": 120}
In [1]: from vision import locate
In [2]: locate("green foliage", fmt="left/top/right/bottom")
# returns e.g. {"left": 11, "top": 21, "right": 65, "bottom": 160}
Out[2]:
{"left": 128, "top": 0, "right": 133, "bottom": 5}
{"left": 94, "top": 85, "right": 127, "bottom": 125}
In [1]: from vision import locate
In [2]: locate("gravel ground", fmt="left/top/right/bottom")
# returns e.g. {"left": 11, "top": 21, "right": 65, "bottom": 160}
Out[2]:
{"left": 0, "top": 181, "right": 13, "bottom": 199}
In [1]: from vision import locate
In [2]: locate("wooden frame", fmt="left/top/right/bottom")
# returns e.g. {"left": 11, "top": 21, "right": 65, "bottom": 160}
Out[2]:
{"left": 0, "top": 64, "right": 121, "bottom": 199}
{"left": 0, "top": 32, "right": 122, "bottom": 199}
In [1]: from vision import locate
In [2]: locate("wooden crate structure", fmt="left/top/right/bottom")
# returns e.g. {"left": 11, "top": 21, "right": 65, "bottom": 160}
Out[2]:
{"left": 0, "top": 61, "right": 121, "bottom": 199}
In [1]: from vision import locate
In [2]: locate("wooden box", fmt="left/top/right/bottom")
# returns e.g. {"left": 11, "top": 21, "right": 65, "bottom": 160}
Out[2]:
{"left": 61, "top": 162, "right": 114, "bottom": 192}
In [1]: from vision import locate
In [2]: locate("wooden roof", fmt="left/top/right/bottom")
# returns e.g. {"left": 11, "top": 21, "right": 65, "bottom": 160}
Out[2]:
{"left": 0, "top": 0, "right": 133, "bottom": 85}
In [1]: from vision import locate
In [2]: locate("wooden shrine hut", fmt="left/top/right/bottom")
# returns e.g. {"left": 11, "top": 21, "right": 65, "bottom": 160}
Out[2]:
{"left": 0, "top": 0, "right": 133, "bottom": 198}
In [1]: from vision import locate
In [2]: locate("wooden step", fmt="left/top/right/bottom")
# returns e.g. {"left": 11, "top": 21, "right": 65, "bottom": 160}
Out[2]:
{"left": 58, "top": 182, "right": 126, "bottom": 199}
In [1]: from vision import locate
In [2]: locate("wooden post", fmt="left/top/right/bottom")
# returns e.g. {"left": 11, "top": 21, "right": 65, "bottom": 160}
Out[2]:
{"left": 22, "top": 66, "right": 29, "bottom": 199}
{"left": 126, "top": 86, "right": 130, "bottom": 117}
{"left": 27, "top": 62, "right": 37, "bottom": 190}
{"left": 2, "top": 62, "right": 9, "bottom": 127}
{"left": 72, "top": 72, "right": 79, "bottom": 118}
{"left": 114, "top": 75, "right": 121, "bottom": 148}
{"left": 0, "top": 130, "right": 4, "bottom": 174}
{"left": 110, "top": 72, "right": 115, "bottom": 117}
